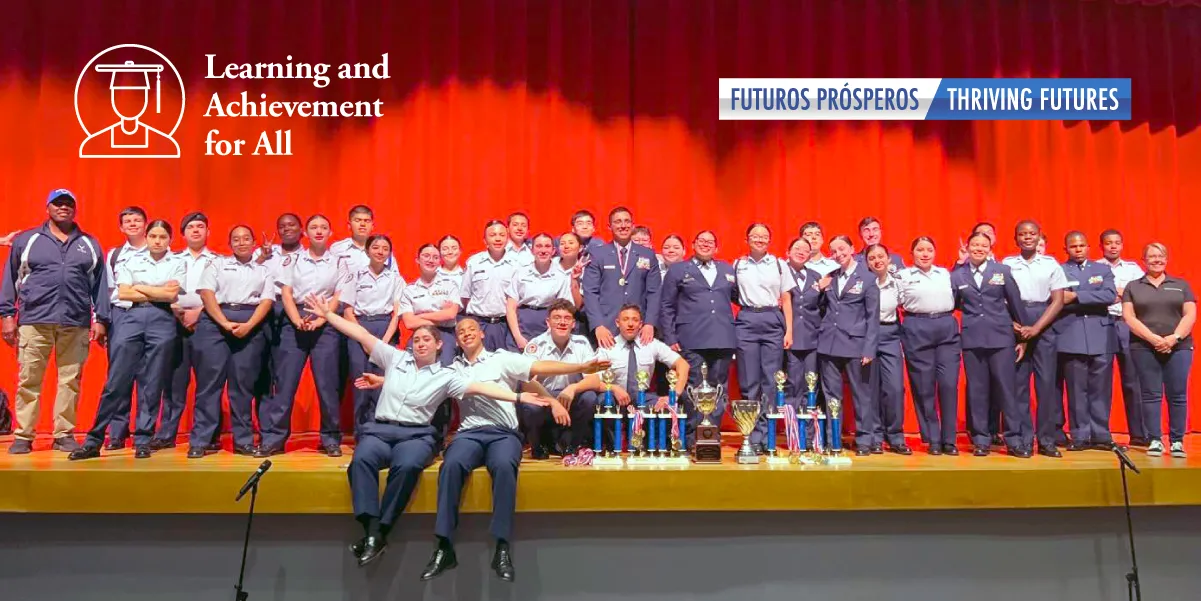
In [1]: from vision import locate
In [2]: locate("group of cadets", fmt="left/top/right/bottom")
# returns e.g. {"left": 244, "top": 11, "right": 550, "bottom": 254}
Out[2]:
{"left": 2, "top": 188, "right": 1197, "bottom": 578}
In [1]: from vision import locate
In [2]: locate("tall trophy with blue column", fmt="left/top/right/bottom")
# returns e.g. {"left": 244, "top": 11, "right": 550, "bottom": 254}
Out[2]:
{"left": 592, "top": 368, "right": 625, "bottom": 466}
{"left": 626, "top": 370, "right": 653, "bottom": 464}
{"left": 803, "top": 371, "right": 826, "bottom": 464}
{"left": 661, "top": 369, "right": 690, "bottom": 465}
{"left": 765, "top": 370, "right": 791, "bottom": 465}
{"left": 824, "top": 397, "right": 852, "bottom": 466}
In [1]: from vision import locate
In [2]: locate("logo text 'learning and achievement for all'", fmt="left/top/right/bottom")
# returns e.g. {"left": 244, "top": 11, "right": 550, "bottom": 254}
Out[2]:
{"left": 75, "top": 44, "right": 185, "bottom": 158}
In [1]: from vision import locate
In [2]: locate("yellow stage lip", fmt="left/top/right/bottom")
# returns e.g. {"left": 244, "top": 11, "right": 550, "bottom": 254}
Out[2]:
{"left": 2, "top": 443, "right": 1199, "bottom": 514}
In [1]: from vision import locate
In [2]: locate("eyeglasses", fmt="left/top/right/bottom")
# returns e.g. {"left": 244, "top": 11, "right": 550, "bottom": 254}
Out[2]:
{"left": 549, "top": 315, "right": 575, "bottom": 324}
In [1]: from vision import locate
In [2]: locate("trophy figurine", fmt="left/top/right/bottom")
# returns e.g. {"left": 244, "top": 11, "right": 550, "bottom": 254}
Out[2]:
{"left": 687, "top": 363, "right": 724, "bottom": 463}
{"left": 592, "top": 369, "right": 624, "bottom": 466}
{"left": 825, "top": 398, "right": 852, "bottom": 466}
{"left": 766, "top": 370, "right": 791, "bottom": 465}
{"left": 663, "top": 370, "right": 683, "bottom": 461}
{"left": 628, "top": 370, "right": 650, "bottom": 461}
{"left": 731, "top": 399, "right": 762, "bottom": 465}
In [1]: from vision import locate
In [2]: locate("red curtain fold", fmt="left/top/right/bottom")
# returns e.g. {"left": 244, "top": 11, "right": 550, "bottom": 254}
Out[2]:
{"left": 1, "top": 0, "right": 1198, "bottom": 435}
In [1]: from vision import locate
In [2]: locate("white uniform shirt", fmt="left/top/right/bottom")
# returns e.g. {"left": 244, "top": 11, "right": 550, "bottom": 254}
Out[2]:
{"left": 896, "top": 266, "right": 955, "bottom": 314}
{"left": 453, "top": 350, "right": 535, "bottom": 431}
{"left": 836, "top": 260, "right": 861, "bottom": 295}
{"left": 117, "top": 252, "right": 188, "bottom": 290}
{"left": 602, "top": 336, "right": 681, "bottom": 389}
{"left": 369, "top": 343, "right": 471, "bottom": 424}
{"left": 523, "top": 331, "right": 595, "bottom": 392}
{"left": 331, "top": 238, "right": 399, "bottom": 276}
{"left": 1002, "top": 254, "right": 1069, "bottom": 303}
{"left": 175, "top": 248, "right": 219, "bottom": 309}
{"left": 279, "top": 250, "right": 351, "bottom": 302}
{"left": 106, "top": 242, "right": 148, "bottom": 309}
{"left": 877, "top": 275, "right": 901, "bottom": 323}
{"left": 505, "top": 264, "right": 572, "bottom": 308}
{"left": 505, "top": 242, "right": 535, "bottom": 267}
{"left": 461, "top": 251, "right": 520, "bottom": 318}
{"left": 437, "top": 265, "right": 464, "bottom": 299}
{"left": 399, "top": 275, "right": 462, "bottom": 329}
{"left": 345, "top": 267, "right": 406, "bottom": 317}
{"left": 1104, "top": 258, "right": 1145, "bottom": 317}
{"left": 196, "top": 256, "right": 273, "bottom": 305}
{"left": 734, "top": 254, "right": 796, "bottom": 308}
{"left": 254, "top": 244, "right": 304, "bottom": 299}
{"left": 695, "top": 258, "right": 719, "bottom": 287}
{"left": 806, "top": 255, "right": 840, "bottom": 277}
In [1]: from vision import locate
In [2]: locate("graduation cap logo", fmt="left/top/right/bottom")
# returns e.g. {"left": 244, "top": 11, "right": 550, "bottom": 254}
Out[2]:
{"left": 75, "top": 44, "right": 185, "bottom": 159}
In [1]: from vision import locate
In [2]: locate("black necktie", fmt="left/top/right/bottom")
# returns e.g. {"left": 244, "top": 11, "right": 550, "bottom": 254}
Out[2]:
{"left": 626, "top": 341, "right": 639, "bottom": 397}
{"left": 619, "top": 247, "right": 628, "bottom": 274}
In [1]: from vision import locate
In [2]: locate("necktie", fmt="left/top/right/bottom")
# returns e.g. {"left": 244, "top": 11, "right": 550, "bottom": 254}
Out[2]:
{"left": 626, "top": 341, "right": 639, "bottom": 397}
{"left": 619, "top": 247, "right": 629, "bottom": 274}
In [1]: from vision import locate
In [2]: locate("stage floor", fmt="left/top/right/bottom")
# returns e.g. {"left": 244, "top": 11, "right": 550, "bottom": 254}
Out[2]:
{"left": 2, "top": 433, "right": 1199, "bottom": 514}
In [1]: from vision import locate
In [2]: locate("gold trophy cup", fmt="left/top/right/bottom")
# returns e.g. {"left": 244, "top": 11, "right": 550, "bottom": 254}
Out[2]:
{"left": 731, "top": 399, "right": 762, "bottom": 465}
{"left": 687, "top": 363, "right": 724, "bottom": 463}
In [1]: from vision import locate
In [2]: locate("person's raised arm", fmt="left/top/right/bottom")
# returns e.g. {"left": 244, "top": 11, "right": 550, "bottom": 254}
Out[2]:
{"left": 530, "top": 357, "right": 610, "bottom": 378}
{"left": 303, "top": 292, "right": 377, "bottom": 356}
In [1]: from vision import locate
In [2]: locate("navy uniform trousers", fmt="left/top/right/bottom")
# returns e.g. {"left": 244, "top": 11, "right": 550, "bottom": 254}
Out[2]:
{"left": 189, "top": 307, "right": 267, "bottom": 449}
{"left": 462, "top": 315, "right": 517, "bottom": 352}
{"left": 737, "top": 308, "right": 786, "bottom": 448}
{"left": 349, "top": 421, "right": 437, "bottom": 529}
{"left": 105, "top": 307, "right": 133, "bottom": 443}
{"left": 900, "top": 314, "right": 961, "bottom": 448}
{"left": 251, "top": 305, "right": 283, "bottom": 426}
{"left": 516, "top": 306, "right": 549, "bottom": 342}
{"left": 348, "top": 315, "right": 394, "bottom": 437}
{"left": 818, "top": 355, "right": 876, "bottom": 450}
{"left": 84, "top": 304, "right": 178, "bottom": 448}
{"left": 518, "top": 389, "right": 599, "bottom": 451}
{"left": 964, "top": 345, "right": 1030, "bottom": 449}
{"left": 1113, "top": 321, "right": 1145, "bottom": 441}
{"left": 679, "top": 348, "right": 733, "bottom": 448}
{"left": 1008, "top": 301, "right": 1064, "bottom": 449}
{"left": 159, "top": 323, "right": 197, "bottom": 443}
{"left": 1061, "top": 351, "right": 1114, "bottom": 445}
{"left": 261, "top": 321, "right": 344, "bottom": 451}
{"left": 873, "top": 323, "right": 906, "bottom": 448}
{"left": 435, "top": 426, "right": 522, "bottom": 542}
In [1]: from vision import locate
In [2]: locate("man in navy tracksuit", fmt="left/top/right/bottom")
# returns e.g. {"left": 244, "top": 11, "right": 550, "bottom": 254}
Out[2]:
{"left": 0, "top": 189, "right": 109, "bottom": 454}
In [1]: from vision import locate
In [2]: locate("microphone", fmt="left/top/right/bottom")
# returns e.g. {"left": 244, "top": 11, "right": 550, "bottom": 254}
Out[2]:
{"left": 1113, "top": 445, "right": 1140, "bottom": 475}
{"left": 236, "top": 460, "right": 272, "bottom": 501}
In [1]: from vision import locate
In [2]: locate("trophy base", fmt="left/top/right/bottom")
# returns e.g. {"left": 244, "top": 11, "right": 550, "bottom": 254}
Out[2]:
{"left": 825, "top": 451, "right": 853, "bottom": 466}
{"left": 736, "top": 453, "right": 761, "bottom": 465}
{"left": 625, "top": 454, "right": 658, "bottom": 465}
{"left": 591, "top": 455, "right": 626, "bottom": 467}
{"left": 765, "top": 455, "right": 793, "bottom": 466}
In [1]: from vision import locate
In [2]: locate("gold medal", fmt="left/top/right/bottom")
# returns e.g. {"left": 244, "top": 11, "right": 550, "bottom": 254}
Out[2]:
{"left": 618, "top": 277, "right": 626, "bottom": 286}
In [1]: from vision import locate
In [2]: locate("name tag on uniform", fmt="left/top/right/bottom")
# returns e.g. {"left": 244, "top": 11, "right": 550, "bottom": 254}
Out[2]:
{"left": 957, "top": 284, "right": 969, "bottom": 290}
{"left": 1066, "top": 281, "right": 1080, "bottom": 287}
{"left": 1166, "top": 287, "right": 1183, "bottom": 292}
{"left": 603, "top": 265, "right": 615, "bottom": 270}
{"left": 1088, "top": 275, "right": 1103, "bottom": 285}
{"left": 988, "top": 273, "right": 1005, "bottom": 286}
{"left": 682, "top": 274, "right": 694, "bottom": 283}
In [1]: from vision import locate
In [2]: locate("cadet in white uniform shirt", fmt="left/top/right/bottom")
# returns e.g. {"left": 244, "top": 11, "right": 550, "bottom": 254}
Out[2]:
{"left": 343, "top": 234, "right": 406, "bottom": 438}
{"left": 189, "top": 225, "right": 274, "bottom": 457}
{"left": 159, "top": 212, "right": 219, "bottom": 450}
{"left": 330, "top": 205, "right": 398, "bottom": 275}
{"left": 1003, "top": 220, "right": 1068, "bottom": 456}
{"left": 800, "top": 221, "right": 840, "bottom": 277}
{"left": 72, "top": 220, "right": 186, "bottom": 460}
{"left": 461, "top": 219, "right": 521, "bottom": 351}
{"left": 400, "top": 244, "right": 462, "bottom": 366}
{"left": 520, "top": 299, "right": 599, "bottom": 457}
{"left": 505, "top": 232, "right": 573, "bottom": 348}
{"left": 504, "top": 212, "right": 535, "bottom": 266}
{"left": 251, "top": 213, "right": 305, "bottom": 422}
{"left": 1100, "top": 229, "right": 1147, "bottom": 446}
{"left": 101, "top": 206, "right": 149, "bottom": 449}
{"left": 422, "top": 317, "right": 608, "bottom": 583}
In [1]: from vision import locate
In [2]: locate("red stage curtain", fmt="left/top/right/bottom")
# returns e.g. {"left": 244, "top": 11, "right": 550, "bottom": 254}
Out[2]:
{"left": 2, "top": 0, "right": 1199, "bottom": 437}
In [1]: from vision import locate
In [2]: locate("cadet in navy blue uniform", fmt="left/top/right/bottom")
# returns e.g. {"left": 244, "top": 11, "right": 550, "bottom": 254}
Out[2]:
{"left": 570, "top": 209, "right": 608, "bottom": 257}
{"left": 1100, "top": 230, "right": 1147, "bottom": 447}
{"left": 520, "top": 299, "right": 599, "bottom": 457}
{"left": 70, "top": 220, "right": 184, "bottom": 460}
{"left": 952, "top": 232, "right": 1033, "bottom": 458}
{"left": 101, "top": 206, "right": 149, "bottom": 450}
{"left": 733, "top": 224, "right": 795, "bottom": 451}
{"left": 461, "top": 220, "right": 521, "bottom": 351}
{"left": 1, "top": 189, "right": 108, "bottom": 455}
{"left": 866, "top": 244, "right": 911, "bottom": 454}
{"left": 1122, "top": 242, "right": 1195, "bottom": 458}
{"left": 260, "top": 214, "right": 351, "bottom": 458}
{"left": 1004, "top": 220, "right": 1068, "bottom": 456}
{"left": 158, "top": 212, "right": 218, "bottom": 450}
{"left": 896, "top": 237, "right": 961, "bottom": 455}
{"left": 659, "top": 230, "right": 736, "bottom": 445}
{"left": 856, "top": 217, "right": 905, "bottom": 271}
{"left": 505, "top": 233, "right": 573, "bottom": 348}
{"left": 658, "top": 234, "right": 686, "bottom": 282}
{"left": 817, "top": 236, "right": 880, "bottom": 455}
{"left": 421, "top": 317, "right": 607, "bottom": 583}
{"left": 343, "top": 234, "right": 406, "bottom": 438}
{"left": 1055, "top": 232, "right": 1119, "bottom": 450}
{"left": 581, "top": 206, "right": 662, "bottom": 349}
{"left": 400, "top": 244, "right": 461, "bottom": 366}
{"left": 783, "top": 238, "right": 823, "bottom": 416}
{"left": 188, "top": 225, "right": 274, "bottom": 457}
{"left": 554, "top": 232, "right": 589, "bottom": 334}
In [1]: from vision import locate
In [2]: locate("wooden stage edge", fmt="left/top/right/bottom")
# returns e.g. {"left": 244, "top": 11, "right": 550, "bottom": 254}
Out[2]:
{"left": 1, "top": 435, "right": 1199, "bottom": 514}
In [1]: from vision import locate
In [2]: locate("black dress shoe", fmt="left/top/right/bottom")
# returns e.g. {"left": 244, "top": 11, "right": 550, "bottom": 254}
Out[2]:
{"left": 134, "top": 445, "right": 152, "bottom": 459}
{"left": 1128, "top": 437, "right": 1150, "bottom": 448}
{"left": 752, "top": 443, "right": 768, "bottom": 456}
{"left": 322, "top": 444, "right": 343, "bottom": 457}
{"left": 973, "top": 445, "right": 990, "bottom": 457}
{"left": 420, "top": 539, "right": 458, "bottom": 581}
{"left": 530, "top": 445, "right": 549, "bottom": 460}
{"left": 68, "top": 445, "right": 101, "bottom": 461}
{"left": 889, "top": 444, "right": 912, "bottom": 456}
{"left": 104, "top": 438, "right": 127, "bottom": 451}
{"left": 356, "top": 536, "right": 387, "bottom": 567}
{"left": 928, "top": 445, "right": 943, "bottom": 456}
{"left": 492, "top": 540, "right": 515, "bottom": 582}
{"left": 1092, "top": 441, "right": 1117, "bottom": 451}
{"left": 1038, "top": 445, "right": 1063, "bottom": 458}
{"left": 207, "top": 442, "right": 222, "bottom": 452}
{"left": 855, "top": 447, "right": 872, "bottom": 457}
{"left": 233, "top": 445, "right": 257, "bottom": 456}
{"left": 148, "top": 438, "right": 176, "bottom": 450}
{"left": 254, "top": 446, "right": 281, "bottom": 458}
{"left": 942, "top": 444, "right": 959, "bottom": 456}
{"left": 1066, "top": 441, "right": 1089, "bottom": 452}
{"left": 186, "top": 446, "right": 206, "bottom": 459}
{"left": 1008, "top": 446, "right": 1032, "bottom": 459}
{"left": 870, "top": 444, "right": 884, "bottom": 455}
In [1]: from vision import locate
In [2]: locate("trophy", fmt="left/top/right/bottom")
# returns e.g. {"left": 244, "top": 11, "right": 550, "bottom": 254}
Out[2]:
{"left": 825, "top": 398, "right": 852, "bottom": 466}
{"left": 628, "top": 370, "right": 650, "bottom": 461}
{"left": 592, "top": 369, "right": 624, "bottom": 466}
{"left": 687, "top": 363, "right": 724, "bottom": 464}
{"left": 662, "top": 370, "right": 689, "bottom": 464}
{"left": 731, "top": 399, "right": 762, "bottom": 464}
{"left": 803, "top": 371, "right": 824, "bottom": 464}
{"left": 766, "top": 371, "right": 793, "bottom": 465}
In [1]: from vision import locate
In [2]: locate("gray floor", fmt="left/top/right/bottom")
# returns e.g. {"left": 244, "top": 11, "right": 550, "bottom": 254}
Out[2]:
{"left": 1, "top": 507, "right": 1196, "bottom": 601}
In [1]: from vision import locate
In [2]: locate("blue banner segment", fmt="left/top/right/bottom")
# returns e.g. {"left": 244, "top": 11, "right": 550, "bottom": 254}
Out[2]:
{"left": 928, "top": 78, "right": 1131, "bottom": 120}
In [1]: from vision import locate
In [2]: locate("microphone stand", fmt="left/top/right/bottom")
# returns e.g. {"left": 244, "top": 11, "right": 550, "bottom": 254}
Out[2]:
{"left": 1114, "top": 446, "right": 1142, "bottom": 601}
{"left": 234, "top": 482, "right": 259, "bottom": 601}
